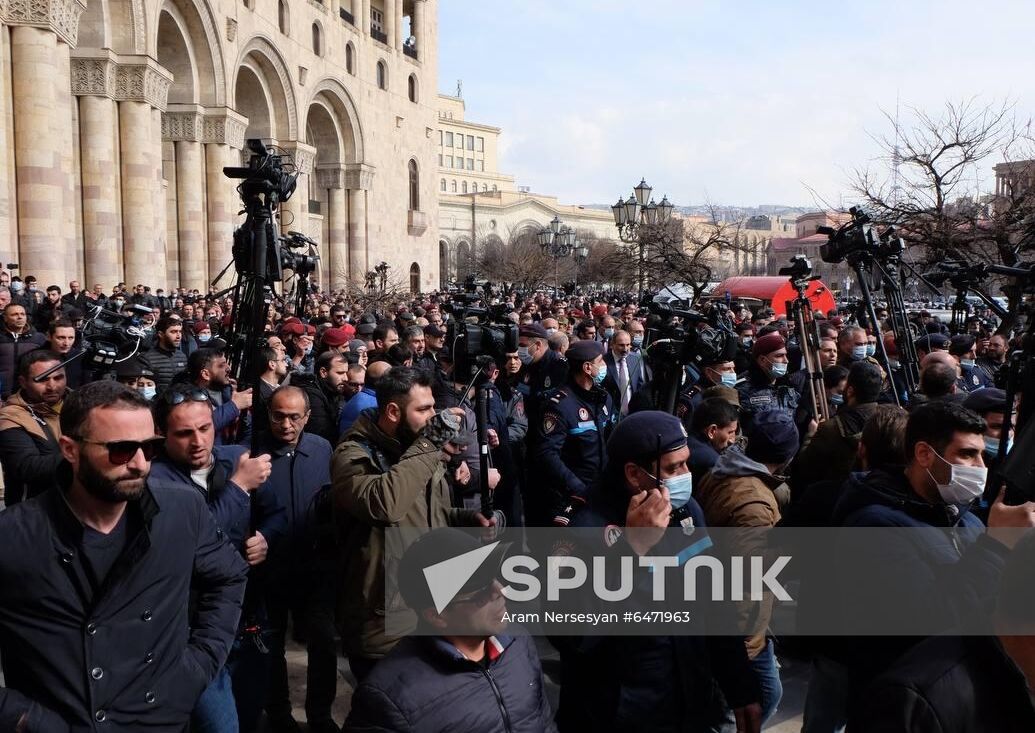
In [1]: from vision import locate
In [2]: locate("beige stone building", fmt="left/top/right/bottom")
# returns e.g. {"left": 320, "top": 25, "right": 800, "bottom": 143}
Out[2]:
{"left": 434, "top": 93, "right": 617, "bottom": 289}
{"left": 0, "top": 0, "right": 442, "bottom": 293}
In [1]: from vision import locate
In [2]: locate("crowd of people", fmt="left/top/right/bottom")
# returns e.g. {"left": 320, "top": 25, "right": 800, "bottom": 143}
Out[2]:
{"left": 0, "top": 272, "right": 1033, "bottom": 733}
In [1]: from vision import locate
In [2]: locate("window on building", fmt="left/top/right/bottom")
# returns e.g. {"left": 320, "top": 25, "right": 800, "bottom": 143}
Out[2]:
{"left": 482, "top": 184, "right": 488, "bottom": 192}
{"left": 462, "top": 182, "right": 468, "bottom": 194}
{"left": 277, "top": 0, "right": 288, "bottom": 33}
{"left": 438, "top": 154, "right": 443, "bottom": 166}
{"left": 476, "top": 136, "right": 484, "bottom": 152}
{"left": 478, "top": 160, "right": 484, "bottom": 172}
{"left": 492, "top": 184, "right": 497, "bottom": 192}
{"left": 376, "top": 60, "right": 387, "bottom": 90}
{"left": 409, "top": 263, "right": 420, "bottom": 294}
{"left": 445, "top": 132, "right": 453, "bottom": 147}
{"left": 445, "top": 155, "right": 453, "bottom": 168}
{"left": 345, "top": 42, "right": 355, "bottom": 74}
{"left": 466, "top": 158, "right": 474, "bottom": 171}
{"left": 407, "top": 74, "right": 417, "bottom": 103}
{"left": 455, "top": 134, "right": 463, "bottom": 148}
{"left": 466, "top": 135, "right": 474, "bottom": 151}
{"left": 451, "top": 180, "right": 457, "bottom": 192}
{"left": 438, "top": 130, "right": 443, "bottom": 146}
{"left": 440, "top": 179, "right": 446, "bottom": 191}
{"left": 470, "top": 181, "right": 477, "bottom": 192}
{"left": 371, "top": 6, "right": 383, "bottom": 32}
{"left": 408, "top": 159, "right": 419, "bottom": 211}
{"left": 312, "top": 22, "right": 322, "bottom": 56}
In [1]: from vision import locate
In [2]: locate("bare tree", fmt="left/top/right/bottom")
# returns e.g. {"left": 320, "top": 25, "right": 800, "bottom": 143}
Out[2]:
{"left": 474, "top": 227, "right": 555, "bottom": 292}
{"left": 850, "top": 99, "right": 1035, "bottom": 325}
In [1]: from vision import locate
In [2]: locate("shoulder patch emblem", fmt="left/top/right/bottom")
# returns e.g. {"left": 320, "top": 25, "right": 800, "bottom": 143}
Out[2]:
{"left": 676, "top": 403, "right": 688, "bottom": 418}
{"left": 603, "top": 524, "right": 623, "bottom": 547}
{"left": 544, "top": 376, "right": 552, "bottom": 389}
{"left": 543, "top": 414, "right": 557, "bottom": 434}
{"left": 578, "top": 407, "right": 590, "bottom": 421}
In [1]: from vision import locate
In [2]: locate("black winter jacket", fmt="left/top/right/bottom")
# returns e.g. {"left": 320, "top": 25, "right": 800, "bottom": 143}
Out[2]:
{"left": 292, "top": 372, "right": 342, "bottom": 446}
{"left": 0, "top": 478, "right": 248, "bottom": 732}
{"left": 0, "top": 328, "right": 45, "bottom": 399}
{"left": 139, "top": 345, "right": 187, "bottom": 394}
{"left": 345, "top": 634, "right": 557, "bottom": 732}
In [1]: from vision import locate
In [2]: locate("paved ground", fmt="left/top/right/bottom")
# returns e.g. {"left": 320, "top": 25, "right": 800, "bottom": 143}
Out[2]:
{"left": 265, "top": 638, "right": 807, "bottom": 731}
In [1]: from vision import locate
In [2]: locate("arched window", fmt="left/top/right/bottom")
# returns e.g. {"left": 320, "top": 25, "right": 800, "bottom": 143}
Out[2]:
{"left": 440, "top": 178, "right": 446, "bottom": 192}
{"left": 482, "top": 184, "right": 488, "bottom": 192}
{"left": 470, "top": 181, "right": 477, "bottom": 193}
{"left": 407, "top": 74, "right": 418, "bottom": 103}
{"left": 278, "top": 0, "right": 289, "bottom": 34}
{"left": 408, "top": 159, "right": 419, "bottom": 211}
{"left": 409, "top": 263, "right": 420, "bottom": 294}
{"left": 345, "top": 42, "right": 354, "bottom": 74}
{"left": 312, "top": 22, "right": 322, "bottom": 56}
{"left": 461, "top": 181, "right": 468, "bottom": 194}
{"left": 492, "top": 184, "right": 498, "bottom": 192}
{"left": 451, "top": 180, "right": 457, "bottom": 192}
{"left": 376, "top": 60, "right": 387, "bottom": 90}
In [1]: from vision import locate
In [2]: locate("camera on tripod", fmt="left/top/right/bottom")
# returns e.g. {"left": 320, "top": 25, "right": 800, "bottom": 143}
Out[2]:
{"left": 442, "top": 278, "right": 519, "bottom": 383}
{"left": 779, "top": 254, "right": 815, "bottom": 282}
{"left": 817, "top": 207, "right": 881, "bottom": 264}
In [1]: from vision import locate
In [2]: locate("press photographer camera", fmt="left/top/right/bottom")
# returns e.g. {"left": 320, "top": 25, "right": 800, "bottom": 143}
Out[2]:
{"left": 817, "top": 206, "right": 880, "bottom": 264}
{"left": 33, "top": 303, "right": 154, "bottom": 383}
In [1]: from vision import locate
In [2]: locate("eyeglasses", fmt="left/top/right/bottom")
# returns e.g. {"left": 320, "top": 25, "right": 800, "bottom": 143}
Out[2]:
{"left": 271, "top": 411, "right": 309, "bottom": 424}
{"left": 163, "top": 388, "right": 212, "bottom": 406}
{"left": 76, "top": 437, "right": 164, "bottom": 465}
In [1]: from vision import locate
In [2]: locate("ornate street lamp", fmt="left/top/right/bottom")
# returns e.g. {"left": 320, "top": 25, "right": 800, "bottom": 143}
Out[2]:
{"left": 539, "top": 216, "right": 579, "bottom": 295}
{"left": 612, "top": 179, "right": 674, "bottom": 298}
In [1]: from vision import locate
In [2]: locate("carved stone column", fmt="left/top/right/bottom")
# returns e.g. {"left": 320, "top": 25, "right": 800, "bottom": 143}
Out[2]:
{"left": 345, "top": 163, "right": 375, "bottom": 285}
{"left": 413, "top": 0, "right": 426, "bottom": 57}
{"left": 203, "top": 108, "right": 247, "bottom": 288}
{"left": 317, "top": 164, "right": 347, "bottom": 291}
{"left": 115, "top": 57, "right": 172, "bottom": 288}
{"left": 71, "top": 52, "right": 121, "bottom": 287}
{"left": 385, "top": 0, "right": 398, "bottom": 49}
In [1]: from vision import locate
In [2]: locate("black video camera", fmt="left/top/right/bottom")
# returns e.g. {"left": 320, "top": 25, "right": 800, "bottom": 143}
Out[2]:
{"left": 223, "top": 139, "right": 297, "bottom": 204}
{"left": 779, "top": 254, "right": 814, "bottom": 281}
{"left": 442, "top": 279, "right": 519, "bottom": 383}
{"left": 79, "top": 303, "right": 153, "bottom": 369}
{"left": 818, "top": 207, "right": 879, "bottom": 264}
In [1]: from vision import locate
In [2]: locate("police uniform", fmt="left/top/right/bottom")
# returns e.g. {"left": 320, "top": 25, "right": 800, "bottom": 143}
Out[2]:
{"left": 950, "top": 334, "right": 994, "bottom": 393}
{"left": 530, "top": 341, "right": 616, "bottom": 526}
{"left": 520, "top": 325, "right": 569, "bottom": 426}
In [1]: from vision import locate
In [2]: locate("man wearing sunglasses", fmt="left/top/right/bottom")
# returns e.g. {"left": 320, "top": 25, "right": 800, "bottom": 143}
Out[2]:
{"left": 0, "top": 381, "right": 248, "bottom": 732}
{"left": 149, "top": 385, "right": 285, "bottom": 732}
{"left": 0, "top": 349, "right": 67, "bottom": 505}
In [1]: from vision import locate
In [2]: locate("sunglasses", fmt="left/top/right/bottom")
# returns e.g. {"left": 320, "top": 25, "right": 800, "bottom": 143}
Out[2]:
{"left": 77, "top": 437, "right": 164, "bottom": 465}
{"left": 163, "top": 388, "right": 212, "bottom": 406}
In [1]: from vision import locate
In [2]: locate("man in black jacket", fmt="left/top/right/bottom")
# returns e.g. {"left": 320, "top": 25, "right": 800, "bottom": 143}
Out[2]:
{"left": 0, "top": 381, "right": 248, "bottom": 732}
{"left": 140, "top": 316, "right": 187, "bottom": 394}
{"left": 346, "top": 528, "right": 557, "bottom": 733}
{"left": 0, "top": 302, "right": 45, "bottom": 399}
{"left": 291, "top": 351, "right": 348, "bottom": 445}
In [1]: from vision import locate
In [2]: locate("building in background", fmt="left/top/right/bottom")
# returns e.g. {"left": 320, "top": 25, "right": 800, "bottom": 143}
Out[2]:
{"left": 0, "top": 0, "right": 441, "bottom": 293}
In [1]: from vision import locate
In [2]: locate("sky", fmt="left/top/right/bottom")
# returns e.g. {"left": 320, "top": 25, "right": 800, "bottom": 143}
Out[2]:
{"left": 438, "top": 0, "right": 1035, "bottom": 209}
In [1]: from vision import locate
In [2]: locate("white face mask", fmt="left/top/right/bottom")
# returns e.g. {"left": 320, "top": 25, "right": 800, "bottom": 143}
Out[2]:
{"left": 926, "top": 444, "right": 987, "bottom": 505}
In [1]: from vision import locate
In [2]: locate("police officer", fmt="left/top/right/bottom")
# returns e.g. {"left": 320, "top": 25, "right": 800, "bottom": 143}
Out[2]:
{"left": 913, "top": 332, "right": 950, "bottom": 361}
{"left": 949, "top": 334, "right": 993, "bottom": 393}
{"left": 518, "top": 322, "right": 568, "bottom": 425}
{"left": 531, "top": 339, "right": 616, "bottom": 527}
{"left": 556, "top": 411, "right": 762, "bottom": 733}
{"left": 675, "top": 350, "right": 739, "bottom": 430}
{"left": 736, "top": 332, "right": 799, "bottom": 434}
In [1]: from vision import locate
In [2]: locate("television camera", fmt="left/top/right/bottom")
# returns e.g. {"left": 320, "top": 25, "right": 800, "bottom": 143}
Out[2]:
{"left": 34, "top": 303, "right": 155, "bottom": 382}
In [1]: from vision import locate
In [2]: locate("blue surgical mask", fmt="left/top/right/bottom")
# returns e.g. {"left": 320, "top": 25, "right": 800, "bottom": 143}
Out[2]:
{"left": 983, "top": 435, "right": 1012, "bottom": 457}
{"left": 546, "top": 328, "right": 557, "bottom": 336}
{"left": 851, "top": 345, "right": 867, "bottom": 361}
{"left": 603, "top": 328, "right": 615, "bottom": 340}
{"left": 198, "top": 332, "right": 212, "bottom": 343}
{"left": 888, "top": 359, "right": 901, "bottom": 370}
{"left": 517, "top": 346, "right": 532, "bottom": 365}
{"left": 719, "top": 372, "right": 737, "bottom": 387}
{"left": 632, "top": 336, "right": 643, "bottom": 348}
{"left": 742, "top": 336, "right": 753, "bottom": 347}
{"left": 768, "top": 360, "right": 788, "bottom": 378}
{"left": 139, "top": 386, "right": 157, "bottom": 401}
{"left": 830, "top": 393, "right": 845, "bottom": 406}
{"left": 865, "top": 344, "right": 876, "bottom": 357}
{"left": 646, "top": 469, "right": 693, "bottom": 508}
{"left": 593, "top": 363, "right": 607, "bottom": 386}
{"left": 961, "top": 358, "right": 976, "bottom": 369}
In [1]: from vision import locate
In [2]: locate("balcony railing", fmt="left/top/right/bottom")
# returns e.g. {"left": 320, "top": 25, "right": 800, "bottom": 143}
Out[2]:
{"left": 339, "top": 7, "right": 354, "bottom": 24}
{"left": 403, "top": 44, "right": 418, "bottom": 60}
{"left": 370, "top": 26, "right": 387, "bottom": 44}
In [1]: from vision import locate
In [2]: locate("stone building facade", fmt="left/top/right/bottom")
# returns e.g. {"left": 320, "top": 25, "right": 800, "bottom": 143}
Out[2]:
{"left": 0, "top": 0, "right": 441, "bottom": 293}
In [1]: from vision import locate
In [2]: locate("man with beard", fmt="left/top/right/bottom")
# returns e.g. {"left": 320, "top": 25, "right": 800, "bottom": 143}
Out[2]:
{"left": 139, "top": 317, "right": 188, "bottom": 394}
{"left": 148, "top": 385, "right": 283, "bottom": 733}
{"left": 291, "top": 351, "right": 349, "bottom": 445}
{"left": 0, "top": 381, "right": 248, "bottom": 731}
{"left": 333, "top": 367, "right": 495, "bottom": 681}
{"left": 0, "top": 350, "right": 67, "bottom": 505}
{"left": 184, "top": 348, "right": 253, "bottom": 444}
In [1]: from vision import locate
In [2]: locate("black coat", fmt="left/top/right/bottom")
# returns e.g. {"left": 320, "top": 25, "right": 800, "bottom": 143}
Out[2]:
{"left": 293, "top": 372, "right": 342, "bottom": 446}
{"left": 0, "top": 479, "right": 248, "bottom": 732}
{"left": 849, "top": 635, "right": 1035, "bottom": 732}
{"left": 346, "top": 634, "right": 557, "bottom": 732}
{"left": 138, "top": 345, "right": 187, "bottom": 394}
{"left": 0, "top": 329, "right": 45, "bottom": 399}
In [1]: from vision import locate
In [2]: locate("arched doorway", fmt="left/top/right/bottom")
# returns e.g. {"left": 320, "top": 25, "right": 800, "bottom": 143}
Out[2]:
{"left": 410, "top": 262, "right": 420, "bottom": 294}
{"left": 456, "top": 240, "right": 471, "bottom": 280}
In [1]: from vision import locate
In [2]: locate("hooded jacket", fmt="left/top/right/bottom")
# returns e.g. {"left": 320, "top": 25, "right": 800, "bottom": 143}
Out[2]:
{"left": 696, "top": 445, "right": 785, "bottom": 658}
{"left": 332, "top": 409, "right": 476, "bottom": 659}
{"left": 0, "top": 391, "right": 63, "bottom": 505}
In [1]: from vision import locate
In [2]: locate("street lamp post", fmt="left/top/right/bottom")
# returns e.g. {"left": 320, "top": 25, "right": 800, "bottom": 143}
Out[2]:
{"left": 573, "top": 241, "right": 589, "bottom": 292}
{"left": 611, "top": 178, "right": 674, "bottom": 299}
{"left": 537, "top": 215, "right": 579, "bottom": 296}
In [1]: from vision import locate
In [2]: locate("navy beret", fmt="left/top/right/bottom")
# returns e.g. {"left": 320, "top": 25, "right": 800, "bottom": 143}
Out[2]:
{"left": 949, "top": 334, "right": 976, "bottom": 356}
{"left": 607, "top": 411, "right": 688, "bottom": 468}
{"left": 963, "top": 387, "right": 1007, "bottom": 415}
{"left": 520, "top": 323, "right": 548, "bottom": 340}
{"left": 566, "top": 339, "right": 605, "bottom": 364}
{"left": 745, "top": 410, "right": 799, "bottom": 465}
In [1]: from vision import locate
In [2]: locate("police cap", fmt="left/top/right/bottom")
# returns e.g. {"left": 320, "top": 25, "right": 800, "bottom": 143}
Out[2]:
{"left": 520, "top": 323, "right": 549, "bottom": 340}
{"left": 963, "top": 387, "right": 1007, "bottom": 415}
{"left": 566, "top": 339, "right": 605, "bottom": 365}
{"left": 606, "top": 411, "right": 688, "bottom": 470}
